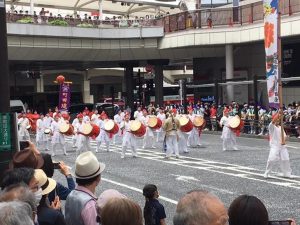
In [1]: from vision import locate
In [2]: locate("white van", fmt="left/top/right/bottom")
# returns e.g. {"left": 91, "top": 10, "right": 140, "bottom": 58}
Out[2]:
{"left": 10, "top": 100, "right": 26, "bottom": 113}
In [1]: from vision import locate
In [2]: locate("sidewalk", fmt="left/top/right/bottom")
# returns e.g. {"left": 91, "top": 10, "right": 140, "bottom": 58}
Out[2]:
{"left": 202, "top": 130, "right": 300, "bottom": 143}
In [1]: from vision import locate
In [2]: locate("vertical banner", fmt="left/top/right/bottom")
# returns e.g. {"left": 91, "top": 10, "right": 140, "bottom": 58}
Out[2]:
{"left": 263, "top": 0, "right": 280, "bottom": 108}
{"left": 58, "top": 83, "right": 71, "bottom": 111}
{"left": 0, "top": 113, "right": 11, "bottom": 151}
{"left": 0, "top": 0, "right": 4, "bottom": 8}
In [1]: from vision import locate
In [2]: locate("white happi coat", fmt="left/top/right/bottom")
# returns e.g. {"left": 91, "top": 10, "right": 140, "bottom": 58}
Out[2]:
{"left": 220, "top": 116, "right": 235, "bottom": 140}
{"left": 36, "top": 118, "right": 47, "bottom": 142}
{"left": 122, "top": 121, "right": 136, "bottom": 148}
{"left": 90, "top": 114, "right": 99, "bottom": 124}
{"left": 114, "top": 114, "right": 123, "bottom": 137}
{"left": 188, "top": 114, "right": 201, "bottom": 147}
{"left": 134, "top": 111, "right": 143, "bottom": 121}
{"left": 96, "top": 119, "right": 110, "bottom": 143}
{"left": 18, "top": 117, "right": 30, "bottom": 139}
{"left": 157, "top": 112, "right": 166, "bottom": 133}
{"left": 50, "top": 120, "right": 65, "bottom": 144}
{"left": 268, "top": 123, "right": 290, "bottom": 161}
{"left": 176, "top": 115, "right": 188, "bottom": 153}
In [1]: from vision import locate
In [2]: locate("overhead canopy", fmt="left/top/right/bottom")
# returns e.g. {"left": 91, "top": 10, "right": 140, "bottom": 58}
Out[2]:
{"left": 7, "top": 0, "right": 182, "bottom": 17}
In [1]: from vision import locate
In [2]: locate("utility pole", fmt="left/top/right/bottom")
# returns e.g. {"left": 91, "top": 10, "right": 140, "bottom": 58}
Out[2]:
{"left": 0, "top": 0, "right": 10, "bottom": 113}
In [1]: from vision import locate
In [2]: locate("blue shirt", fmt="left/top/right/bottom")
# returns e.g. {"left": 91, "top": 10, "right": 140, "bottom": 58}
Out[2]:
{"left": 144, "top": 199, "right": 166, "bottom": 225}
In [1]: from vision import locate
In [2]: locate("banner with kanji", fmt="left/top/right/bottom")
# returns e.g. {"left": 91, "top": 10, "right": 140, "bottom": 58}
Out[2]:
{"left": 263, "top": 0, "right": 280, "bottom": 108}
{"left": 58, "top": 83, "right": 71, "bottom": 111}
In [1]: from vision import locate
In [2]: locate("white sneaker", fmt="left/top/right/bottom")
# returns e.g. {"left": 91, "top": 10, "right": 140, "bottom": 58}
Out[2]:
{"left": 151, "top": 146, "right": 156, "bottom": 149}
{"left": 223, "top": 148, "right": 227, "bottom": 151}
{"left": 64, "top": 152, "right": 69, "bottom": 156}
{"left": 133, "top": 154, "right": 138, "bottom": 158}
{"left": 263, "top": 172, "right": 269, "bottom": 178}
{"left": 51, "top": 153, "right": 56, "bottom": 157}
{"left": 175, "top": 155, "right": 180, "bottom": 159}
{"left": 121, "top": 155, "right": 125, "bottom": 159}
{"left": 95, "top": 149, "right": 99, "bottom": 153}
{"left": 233, "top": 146, "right": 239, "bottom": 150}
{"left": 164, "top": 156, "right": 170, "bottom": 159}
{"left": 72, "top": 145, "right": 76, "bottom": 148}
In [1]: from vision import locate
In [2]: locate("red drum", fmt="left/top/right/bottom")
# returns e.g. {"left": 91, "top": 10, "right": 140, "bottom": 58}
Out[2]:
{"left": 148, "top": 116, "right": 162, "bottom": 130}
{"left": 104, "top": 119, "right": 119, "bottom": 134}
{"left": 179, "top": 116, "right": 193, "bottom": 133}
{"left": 193, "top": 116, "right": 205, "bottom": 128}
{"left": 228, "top": 116, "right": 244, "bottom": 136}
{"left": 82, "top": 123, "right": 100, "bottom": 137}
{"left": 130, "top": 120, "right": 146, "bottom": 137}
{"left": 59, "top": 123, "right": 74, "bottom": 136}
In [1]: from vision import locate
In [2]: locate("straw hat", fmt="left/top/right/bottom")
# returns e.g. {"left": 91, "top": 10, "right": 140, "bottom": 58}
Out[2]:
{"left": 74, "top": 151, "right": 105, "bottom": 179}
{"left": 34, "top": 169, "right": 57, "bottom": 195}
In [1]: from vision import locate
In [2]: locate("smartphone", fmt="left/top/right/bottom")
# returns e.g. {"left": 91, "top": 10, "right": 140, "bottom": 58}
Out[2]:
{"left": 53, "top": 162, "right": 61, "bottom": 170}
{"left": 269, "top": 220, "right": 292, "bottom": 225}
{"left": 19, "top": 141, "right": 29, "bottom": 150}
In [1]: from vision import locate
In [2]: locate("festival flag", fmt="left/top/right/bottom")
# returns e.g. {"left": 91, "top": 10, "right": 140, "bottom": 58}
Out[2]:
{"left": 263, "top": 0, "right": 280, "bottom": 109}
{"left": 59, "top": 83, "right": 71, "bottom": 111}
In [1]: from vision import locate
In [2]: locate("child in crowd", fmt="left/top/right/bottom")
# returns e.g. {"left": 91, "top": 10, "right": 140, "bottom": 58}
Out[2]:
{"left": 142, "top": 184, "right": 166, "bottom": 225}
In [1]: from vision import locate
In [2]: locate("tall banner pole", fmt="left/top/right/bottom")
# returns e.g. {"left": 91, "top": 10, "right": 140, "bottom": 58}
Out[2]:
{"left": 263, "top": 0, "right": 284, "bottom": 144}
{"left": 277, "top": 1, "right": 285, "bottom": 145}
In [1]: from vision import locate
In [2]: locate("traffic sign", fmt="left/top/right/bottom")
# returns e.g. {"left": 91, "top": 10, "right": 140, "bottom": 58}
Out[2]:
{"left": 0, "top": 113, "right": 11, "bottom": 151}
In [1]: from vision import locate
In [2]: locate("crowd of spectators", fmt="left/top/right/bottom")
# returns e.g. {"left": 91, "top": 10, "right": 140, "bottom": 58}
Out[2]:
{"left": 0, "top": 141, "right": 297, "bottom": 225}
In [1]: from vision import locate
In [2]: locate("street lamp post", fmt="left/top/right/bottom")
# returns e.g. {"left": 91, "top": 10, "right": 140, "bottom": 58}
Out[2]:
{"left": 0, "top": 0, "right": 10, "bottom": 113}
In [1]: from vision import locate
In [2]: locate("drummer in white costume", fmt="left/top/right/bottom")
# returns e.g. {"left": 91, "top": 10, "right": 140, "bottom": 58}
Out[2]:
{"left": 43, "top": 113, "right": 53, "bottom": 151}
{"left": 36, "top": 114, "right": 47, "bottom": 150}
{"left": 175, "top": 111, "right": 188, "bottom": 154}
{"left": 134, "top": 107, "right": 143, "bottom": 121}
{"left": 96, "top": 113, "right": 110, "bottom": 152}
{"left": 82, "top": 112, "right": 90, "bottom": 123}
{"left": 163, "top": 109, "right": 180, "bottom": 158}
{"left": 219, "top": 108, "right": 238, "bottom": 151}
{"left": 187, "top": 109, "right": 201, "bottom": 148}
{"left": 142, "top": 110, "right": 156, "bottom": 149}
{"left": 75, "top": 114, "right": 92, "bottom": 154}
{"left": 264, "top": 112, "right": 293, "bottom": 178}
{"left": 121, "top": 114, "right": 137, "bottom": 159}
{"left": 113, "top": 110, "right": 123, "bottom": 145}
{"left": 50, "top": 115, "right": 68, "bottom": 156}
{"left": 90, "top": 109, "right": 99, "bottom": 123}
{"left": 71, "top": 115, "right": 79, "bottom": 148}
{"left": 156, "top": 108, "right": 166, "bottom": 142}
{"left": 18, "top": 113, "right": 31, "bottom": 141}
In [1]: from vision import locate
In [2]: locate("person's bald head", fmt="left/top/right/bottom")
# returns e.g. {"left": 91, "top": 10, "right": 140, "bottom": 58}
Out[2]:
{"left": 174, "top": 190, "right": 228, "bottom": 225}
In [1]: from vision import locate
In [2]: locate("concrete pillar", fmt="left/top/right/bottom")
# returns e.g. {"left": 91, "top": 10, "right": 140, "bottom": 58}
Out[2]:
{"left": 36, "top": 75, "right": 44, "bottom": 93}
{"left": 124, "top": 65, "right": 134, "bottom": 112}
{"left": 154, "top": 64, "right": 164, "bottom": 107}
{"left": 30, "top": 0, "right": 34, "bottom": 15}
{"left": 225, "top": 44, "right": 234, "bottom": 103}
{"left": 82, "top": 72, "right": 93, "bottom": 104}
{"left": 99, "top": 0, "right": 103, "bottom": 20}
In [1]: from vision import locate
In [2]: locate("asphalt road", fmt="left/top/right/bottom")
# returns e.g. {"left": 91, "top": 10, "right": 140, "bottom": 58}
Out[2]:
{"left": 49, "top": 133, "right": 300, "bottom": 225}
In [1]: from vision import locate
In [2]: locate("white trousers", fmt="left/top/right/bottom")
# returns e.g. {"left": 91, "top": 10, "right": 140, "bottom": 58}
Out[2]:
{"left": 122, "top": 132, "right": 137, "bottom": 157}
{"left": 166, "top": 135, "right": 179, "bottom": 157}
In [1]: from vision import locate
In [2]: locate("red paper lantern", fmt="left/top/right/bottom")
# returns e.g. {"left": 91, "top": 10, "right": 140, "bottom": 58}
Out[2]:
{"left": 56, "top": 75, "right": 65, "bottom": 84}
{"left": 145, "top": 65, "right": 153, "bottom": 73}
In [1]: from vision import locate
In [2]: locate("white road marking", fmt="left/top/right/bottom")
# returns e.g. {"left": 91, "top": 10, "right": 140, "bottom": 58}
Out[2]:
{"left": 101, "top": 177, "right": 178, "bottom": 205}
{"left": 64, "top": 138, "right": 300, "bottom": 190}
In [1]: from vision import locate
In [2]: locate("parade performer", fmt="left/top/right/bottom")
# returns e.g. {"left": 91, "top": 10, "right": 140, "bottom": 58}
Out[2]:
{"left": 219, "top": 108, "right": 238, "bottom": 151}
{"left": 75, "top": 114, "right": 92, "bottom": 154}
{"left": 264, "top": 111, "right": 293, "bottom": 178}
{"left": 50, "top": 115, "right": 68, "bottom": 156}
{"left": 175, "top": 111, "right": 188, "bottom": 154}
{"left": 96, "top": 113, "right": 110, "bottom": 152}
{"left": 121, "top": 114, "right": 137, "bottom": 159}
{"left": 156, "top": 108, "right": 166, "bottom": 142}
{"left": 134, "top": 106, "right": 143, "bottom": 121}
{"left": 82, "top": 111, "right": 90, "bottom": 123}
{"left": 90, "top": 109, "right": 99, "bottom": 124}
{"left": 71, "top": 115, "right": 79, "bottom": 148}
{"left": 44, "top": 113, "right": 53, "bottom": 151}
{"left": 18, "top": 113, "right": 31, "bottom": 141}
{"left": 36, "top": 114, "right": 47, "bottom": 151}
{"left": 163, "top": 109, "right": 180, "bottom": 159}
{"left": 142, "top": 110, "right": 156, "bottom": 149}
{"left": 113, "top": 110, "right": 123, "bottom": 145}
{"left": 187, "top": 109, "right": 201, "bottom": 148}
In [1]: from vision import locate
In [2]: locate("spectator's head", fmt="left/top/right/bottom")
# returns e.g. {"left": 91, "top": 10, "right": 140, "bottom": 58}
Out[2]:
{"left": 0, "top": 201, "right": 34, "bottom": 225}
{"left": 40, "top": 153, "right": 54, "bottom": 177}
{"left": 174, "top": 190, "right": 228, "bottom": 225}
{"left": 101, "top": 198, "right": 143, "bottom": 225}
{"left": 143, "top": 184, "right": 158, "bottom": 200}
{"left": 74, "top": 151, "right": 105, "bottom": 191}
{"left": 1, "top": 168, "right": 39, "bottom": 192}
{"left": 0, "top": 183, "right": 37, "bottom": 221}
{"left": 96, "top": 189, "right": 126, "bottom": 217}
{"left": 228, "top": 195, "right": 268, "bottom": 225}
{"left": 12, "top": 148, "right": 44, "bottom": 169}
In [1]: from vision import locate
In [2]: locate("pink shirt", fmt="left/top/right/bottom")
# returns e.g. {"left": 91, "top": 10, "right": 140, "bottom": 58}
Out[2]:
{"left": 77, "top": 186, "right": 98, "bottom": 225}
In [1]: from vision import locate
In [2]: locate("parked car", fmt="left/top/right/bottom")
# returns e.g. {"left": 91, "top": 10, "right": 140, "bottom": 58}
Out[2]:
{"left": 68, "top": 103, "right": 94, "bottom": 122}
{"left": 10, "top": 100, "right": 26, "bottom": 113}
{"left": 95, "top": 103, "right": 119, "bottom": 119}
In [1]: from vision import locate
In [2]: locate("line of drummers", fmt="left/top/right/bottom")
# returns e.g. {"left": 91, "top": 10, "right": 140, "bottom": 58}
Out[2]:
{"left": 17, "top": 106, "right": 244, "bottom": 158}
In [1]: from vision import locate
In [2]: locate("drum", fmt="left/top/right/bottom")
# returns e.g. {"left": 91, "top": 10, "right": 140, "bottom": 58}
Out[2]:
{"left": 193, "top": 116, "right": 205, "bottom": 128}
{"left": 228, "top": 116, "right": 244, "bottom": 136}
{"left": 148, "top": 116, "right": 162, "bottom": 130}
{"left": 59, "top": 123, "right": 74, "bottom": 136}
{"left": 81, "top": 123, "right": 100, "bottom": 137}
{"left": 104, "top": 120, "right": 119, "bottom": 134}
{"left": 179, "top": 116, "right": 193, "bottom": 132}
{"left": 26, "top": 125, "right": 31, "bottom": 130}
{"left": 130, "top": 120, "right": 146, "bottom": 137}
{"left": 44, "top": 128, "right": 51, "bottom": 135}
